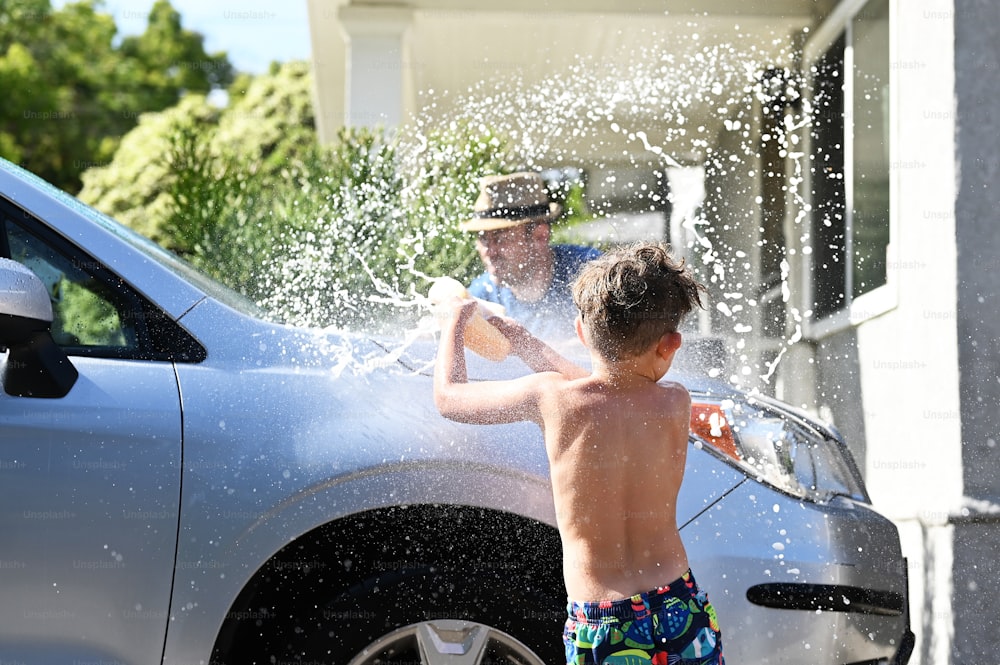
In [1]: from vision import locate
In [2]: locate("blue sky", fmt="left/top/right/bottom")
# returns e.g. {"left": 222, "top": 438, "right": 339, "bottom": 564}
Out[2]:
{"left": 55, "top": 0, "right": 312, "bottom": 74}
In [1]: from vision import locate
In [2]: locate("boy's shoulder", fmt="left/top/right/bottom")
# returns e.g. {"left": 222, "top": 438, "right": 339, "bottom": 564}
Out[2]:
{"left": 653, "top": 379, "right": 692, "bottom": 405}
{"left": 656, "top": 378, "right": 691, "bottom": 395}
{"left": 629, "top": 379, "right": 691, "bottom": 419}
{"left": 520, "top": 369, "right": 579, "bottom": 395}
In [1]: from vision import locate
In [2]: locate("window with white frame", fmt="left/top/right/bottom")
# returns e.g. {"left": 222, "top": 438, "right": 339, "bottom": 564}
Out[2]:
{"left": 807, "top": 0, "right": 890, "bottom": 321}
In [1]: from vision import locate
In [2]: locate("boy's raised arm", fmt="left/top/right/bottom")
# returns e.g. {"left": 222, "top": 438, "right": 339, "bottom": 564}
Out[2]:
{"left": 434, "top": 299, "right": 476, "bottom": 405}
{"left": 433, "top": 300, "right": 550, "bottom": 425}
{"left": 488, "top": 316, "right": 589, "bottom": 379}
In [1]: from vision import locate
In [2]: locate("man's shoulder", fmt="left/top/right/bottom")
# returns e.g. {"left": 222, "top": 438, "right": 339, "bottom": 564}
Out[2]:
{"left": 553, "top": 243, "right": 602, "bottom": 264}
{"left": 551, "top": 244, "right": 602, "bottom": 283}
{"left": 467, "top": 272, "right": 498, "bottom": 299}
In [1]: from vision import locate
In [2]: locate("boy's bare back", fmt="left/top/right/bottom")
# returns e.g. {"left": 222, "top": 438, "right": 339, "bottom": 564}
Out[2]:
{"left": 434, "top": 242, "right": 706, "bottom": 603}
{"left": 539, "top": 370, "right": 691, "bottom": 600}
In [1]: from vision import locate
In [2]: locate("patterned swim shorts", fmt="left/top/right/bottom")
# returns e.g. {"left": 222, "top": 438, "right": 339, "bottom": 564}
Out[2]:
{"left": 563, "top": 569, "right": 725, "bottom": 664}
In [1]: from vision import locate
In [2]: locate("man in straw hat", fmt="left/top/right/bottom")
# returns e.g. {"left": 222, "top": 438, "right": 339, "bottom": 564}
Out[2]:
{"left": 461, "top": 172, "right": 601, "bottom": 337}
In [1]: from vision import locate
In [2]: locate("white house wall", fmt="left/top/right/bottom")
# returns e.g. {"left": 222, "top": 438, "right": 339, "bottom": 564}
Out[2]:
{"left": 867, "top": 3, "right": 963, "bottom": 659}
{"left": 307, "top": 0, "right": 349, "bottom": 138}
{"left": 784, "top": 4, "right": 963, "bottom": 663}
{"left": 852, "top": 1, "right": 962, "bottom": 525}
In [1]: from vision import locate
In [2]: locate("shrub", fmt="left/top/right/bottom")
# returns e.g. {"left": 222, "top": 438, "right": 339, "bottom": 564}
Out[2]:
{"left": 82, "top": 61, "right": 519, "bottom": 331}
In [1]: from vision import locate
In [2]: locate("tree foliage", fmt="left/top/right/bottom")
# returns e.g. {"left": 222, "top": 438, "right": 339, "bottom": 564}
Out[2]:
{"left": 0, "top": 0, "right": 233, "bottom": 192}
{"left": 77, "top": 93, "right": 222, "bottom": 240}
{"left": 79, "top": 60, "right": 514, "bottom": 331}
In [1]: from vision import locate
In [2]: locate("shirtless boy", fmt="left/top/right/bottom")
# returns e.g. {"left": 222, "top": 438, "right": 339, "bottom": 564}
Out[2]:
{"left": 434, "top": 242, "right": 725, "bottom": 664}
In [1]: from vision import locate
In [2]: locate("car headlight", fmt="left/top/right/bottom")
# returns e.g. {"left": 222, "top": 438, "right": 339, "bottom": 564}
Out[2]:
{"left": 690, "top": 396, "right": 866, "bottom": 503}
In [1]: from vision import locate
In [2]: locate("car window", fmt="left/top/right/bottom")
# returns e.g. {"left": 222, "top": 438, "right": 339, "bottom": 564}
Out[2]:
{"left": 4, "top": 217, "right": 136, "bottom": 350}
{"left": 0, "top": 158, "right": 272, "bottom": 320}
{"left": 0, "top": 199, "right": 206, "bottom": 362}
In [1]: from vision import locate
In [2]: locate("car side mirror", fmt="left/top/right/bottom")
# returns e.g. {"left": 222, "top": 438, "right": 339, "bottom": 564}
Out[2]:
{"left": 0, "top": 258, "right": 78, "bottom": 398}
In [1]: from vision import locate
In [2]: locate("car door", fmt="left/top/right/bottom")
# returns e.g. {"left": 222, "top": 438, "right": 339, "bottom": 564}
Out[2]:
{"left": 0, "top": 202, "right": 184, "bottom": 664}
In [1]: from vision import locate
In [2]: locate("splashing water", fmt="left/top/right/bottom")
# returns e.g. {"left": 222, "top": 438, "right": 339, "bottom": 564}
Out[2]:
{"left": 260, "top": 25, "right": 840, "bottom": 393}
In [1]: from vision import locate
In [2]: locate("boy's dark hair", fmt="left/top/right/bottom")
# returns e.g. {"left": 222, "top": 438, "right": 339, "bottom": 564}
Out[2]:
{"left": 571, "top": 242, "right": 705, "bottom": 360}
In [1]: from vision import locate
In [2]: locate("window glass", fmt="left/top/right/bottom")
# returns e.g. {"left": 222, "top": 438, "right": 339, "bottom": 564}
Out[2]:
{"left": 759, "top": 69, "right": 790, "bottom": 295}
{"left": 809, "top": 0, "right": 890, "bottom": 319}
{"left": 811, "top": 32, "right": 848, "bottom": 319}
{"left": 851, "top": 0, "right": 891, "bottom": 298}
{"left": 4, "top": 217, "right": 136, "bottom": 350}
{"left": 0, "top": 158, "right": 267, "bottom": 320}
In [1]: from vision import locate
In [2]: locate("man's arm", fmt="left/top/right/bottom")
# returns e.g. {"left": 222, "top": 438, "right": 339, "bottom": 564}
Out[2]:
{"left": 434, "top": 300, "right": 551, "bottom": 425}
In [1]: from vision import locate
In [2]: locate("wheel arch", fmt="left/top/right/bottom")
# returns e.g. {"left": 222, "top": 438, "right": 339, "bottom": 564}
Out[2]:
{"left": 209, "top": 503, "right": 565, "bottom": 664}
{"left": 165, "top": 459, "right": 559, "bottom": 664}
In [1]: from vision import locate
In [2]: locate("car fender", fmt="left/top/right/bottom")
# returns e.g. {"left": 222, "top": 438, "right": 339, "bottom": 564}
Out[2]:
{"left": 163, "top": 459, "right": 557, "bottom": 664}
{"left": 163, "top": 301, "right": 559, "bottom": 663}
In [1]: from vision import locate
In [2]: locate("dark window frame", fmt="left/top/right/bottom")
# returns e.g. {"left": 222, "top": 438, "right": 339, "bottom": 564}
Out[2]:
{"left": 805, "top": 0, "right": 894, "bottom": 327}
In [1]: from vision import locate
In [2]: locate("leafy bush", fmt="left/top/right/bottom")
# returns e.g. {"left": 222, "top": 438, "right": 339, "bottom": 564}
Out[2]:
{"left": 186, "top": 122, "right": 511, "bottom": 331}
{"left": 77, "top": 94, "right": 222, "bottom": 241}
{"left": 80, "top": 60, "right": 523, "bottom": 331}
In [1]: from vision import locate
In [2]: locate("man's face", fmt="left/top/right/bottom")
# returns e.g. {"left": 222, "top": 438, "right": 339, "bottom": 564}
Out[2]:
{"left": 474, "top": 223, "right": 547, "bottom": 290}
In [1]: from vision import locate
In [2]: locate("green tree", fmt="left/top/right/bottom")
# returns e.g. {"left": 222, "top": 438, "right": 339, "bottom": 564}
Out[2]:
{"left": 79, "top": 61, "right": 330, "bottom": 301}
{"left": 213, "top": 61, "right": 315, "bottom": 176}
{"left": 77, "top": 93, "right": 221, "bottom": 241}
{"left": 79, "top": 61, "right": 313, "bottom": 246}
{"left": 0, "top": 0, "right": 233, "bottom": 192}
{"left": 0, "top": 0, "right": 50, "bottom": 46}
{"left": 119, "top": 0, "right": 233, "bottom": 109}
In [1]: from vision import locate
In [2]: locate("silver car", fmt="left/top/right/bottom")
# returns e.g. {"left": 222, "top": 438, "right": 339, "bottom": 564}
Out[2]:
{"left": 0, "top": 157, "right": 912, "bottom": 665}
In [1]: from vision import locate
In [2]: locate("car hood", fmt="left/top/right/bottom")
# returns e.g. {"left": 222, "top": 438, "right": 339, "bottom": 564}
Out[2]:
{"left": 179, "top": 295, "right": 750, "bottom": 520}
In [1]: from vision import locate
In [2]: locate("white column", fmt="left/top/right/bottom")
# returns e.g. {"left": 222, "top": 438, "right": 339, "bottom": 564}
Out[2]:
{"left": 306, "top": 0, "right": 349, "bottom": 143}
{"left": 338, "top": 6, "right": 414, "bottom": 128}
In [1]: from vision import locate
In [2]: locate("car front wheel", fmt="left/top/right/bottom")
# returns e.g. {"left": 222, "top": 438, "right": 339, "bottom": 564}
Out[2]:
{"left": 211, "top": 508, "right": 565, "bottom": 665}
{"left": 300, "top": 562, "right": 561, "bottom": 665}
{"left": 347, "top": 619, "right": 545, "bottom": 665}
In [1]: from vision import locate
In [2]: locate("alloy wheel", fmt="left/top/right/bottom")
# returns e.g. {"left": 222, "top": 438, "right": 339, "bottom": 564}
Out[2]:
{"left": 347, "top": 619, "right": 547, "bottom": 665}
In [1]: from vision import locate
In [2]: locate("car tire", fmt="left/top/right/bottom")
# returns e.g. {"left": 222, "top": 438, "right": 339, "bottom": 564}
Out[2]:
{"left": 212, "top": 507, "right": 565, "bottom": 665}
{"left": 291, "top": 562, "right": 563, "bottom": 664}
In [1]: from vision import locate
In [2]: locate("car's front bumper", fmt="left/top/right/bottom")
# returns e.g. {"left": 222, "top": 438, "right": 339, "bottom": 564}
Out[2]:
{"left": 681, "top": 471, "right": 912, "bottom": 664}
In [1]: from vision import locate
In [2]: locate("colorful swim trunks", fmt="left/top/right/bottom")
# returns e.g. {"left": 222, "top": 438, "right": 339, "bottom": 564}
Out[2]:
{"left": 563, "top": 569, "right": 725, "bottom": 664}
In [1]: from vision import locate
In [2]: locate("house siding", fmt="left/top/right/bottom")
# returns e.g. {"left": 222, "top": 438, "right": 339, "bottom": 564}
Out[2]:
{"left": 954, "top": 0, "right": 1000, "bottom": 661}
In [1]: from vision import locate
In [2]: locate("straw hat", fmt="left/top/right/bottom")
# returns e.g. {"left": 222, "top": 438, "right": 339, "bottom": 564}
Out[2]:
{"left": 459, "top": 172, "right": 563, "bottom": 232}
